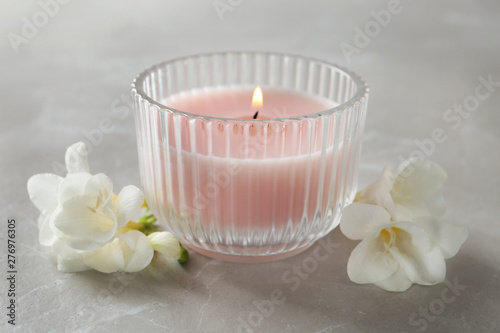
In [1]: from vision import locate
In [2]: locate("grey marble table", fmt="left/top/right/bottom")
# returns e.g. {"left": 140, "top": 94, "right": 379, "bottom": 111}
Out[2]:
{"left": 1, "top": 1, "right": 499, "bottom": 332}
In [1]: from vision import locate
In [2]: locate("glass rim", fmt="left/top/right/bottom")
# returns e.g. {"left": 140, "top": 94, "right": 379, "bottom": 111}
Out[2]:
{"left": 132, "top": 51, "right": 369, "bottom": 122}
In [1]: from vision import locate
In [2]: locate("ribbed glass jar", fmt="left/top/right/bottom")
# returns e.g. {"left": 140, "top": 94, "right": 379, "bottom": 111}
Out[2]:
{"left": 132, "top": 52, "right": 368, "bottom": 262}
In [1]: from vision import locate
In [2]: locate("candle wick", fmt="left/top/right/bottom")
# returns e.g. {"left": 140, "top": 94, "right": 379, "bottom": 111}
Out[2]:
{"left": 253, "top": 111, "right": 259, "bottom": 119}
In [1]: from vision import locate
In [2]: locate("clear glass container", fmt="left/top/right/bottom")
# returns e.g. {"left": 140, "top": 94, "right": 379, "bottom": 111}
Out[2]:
{"left": 132, "top": 52, "right": 368, "bottom": 262}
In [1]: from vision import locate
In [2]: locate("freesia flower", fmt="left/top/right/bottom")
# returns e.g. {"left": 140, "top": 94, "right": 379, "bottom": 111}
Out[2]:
{"left": 53, "top": 230, "right": 154, "bottom": 273}
{"left": 28, "top": 142, "right": 144, "bottom": 251}
{"left": 27, "top": 142, "right": 188, "bottom": 273}
{"left": 340, "top": 159, "right": 468, "bottom": 292}
{"left": 148, "top": 232, "right": 189, "bottom": 263}
{"left": 355, "top": 158, "right": 448, "bottom": 221}
{"left": 148, "top": 232, "right": 182, "bottom": 257}
{"left": 341, "top": 203, "right": 467, "bottom": 291}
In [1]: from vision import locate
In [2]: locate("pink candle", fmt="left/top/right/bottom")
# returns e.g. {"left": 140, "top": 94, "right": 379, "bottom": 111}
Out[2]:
{"left": 155, "top": 87, "right": 339, "bottom": 249}
{"left": 132, "top": 52, "right": 369, "bottom": 261}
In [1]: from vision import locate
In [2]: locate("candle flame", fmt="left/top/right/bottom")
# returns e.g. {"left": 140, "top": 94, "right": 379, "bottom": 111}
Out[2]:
{"left": 252, "top": 86, "right": 263, "bottom": 109}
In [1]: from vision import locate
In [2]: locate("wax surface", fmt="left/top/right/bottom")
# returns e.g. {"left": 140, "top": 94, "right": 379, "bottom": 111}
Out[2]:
{"left": 160, "top": 87, "right": 339, "bottom": 159}
{"left": 162, "top": 86, "right": 335, "bottom": 119}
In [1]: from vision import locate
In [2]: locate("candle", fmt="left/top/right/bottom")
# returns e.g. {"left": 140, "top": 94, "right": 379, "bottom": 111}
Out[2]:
{"left": 161, "top": 87, "right": 337, "bottom": 234}
{"left": 132, "top": 52, "right": 368, "bottom": 262}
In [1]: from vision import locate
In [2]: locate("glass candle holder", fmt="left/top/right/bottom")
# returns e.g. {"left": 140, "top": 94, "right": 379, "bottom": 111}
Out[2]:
{"left": 132, "top": 52, "right": 368, "bottom": 263}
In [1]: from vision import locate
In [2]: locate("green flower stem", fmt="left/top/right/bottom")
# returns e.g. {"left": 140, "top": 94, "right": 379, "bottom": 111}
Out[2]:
{"left": 137, "top": 214, "right": 156, "bottom": 235}
{"left": 178, "top": 243, "right": 189, "bottom": 264}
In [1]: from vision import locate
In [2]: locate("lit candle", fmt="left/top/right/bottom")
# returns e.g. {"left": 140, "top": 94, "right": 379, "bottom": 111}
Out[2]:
{"left": 161, "top": 87, "right": 337, "bottom": 244}
{"left": 132, "top": 52, "right": 369, "bottom": 262}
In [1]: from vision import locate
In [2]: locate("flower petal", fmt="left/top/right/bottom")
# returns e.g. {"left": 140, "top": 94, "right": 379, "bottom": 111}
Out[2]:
{"left": 355, "top": 166, "right": 398, "bottom": 217}
{"left": 413, "top": 217, "right": 468, "bottom": 259}
{"left": 83, "top": 173, "right": 113, "bottom": 207}
{"left": 148, "top": 232, "right": 181, "bottom": 258}
{"left": 83, "top": 238, "right": 125, "bottom": 273}
{"left": 390, "top": 222, "right": 446, "bottom": 286}
{"left": 38, "top": 214, "right": 57, "bottom": 247}
{"left": 340, "top": 203, "right": 392, "bottom": 240}
{"left": 347, "top": 231, "right": 399, "bottom": 284}
{"left": 53, "top": 240, "right": 89, "bottom": 273}
{"left": 27, "top": 173, "right": 63, "bottom": 213}
{"left": 65, "top": 142, "right": 90, "bottom": 174}
{"left": 58, "top": 173, "right": 93, "bottom": 204}
{"left": 52, "top": 195, "right": 117, "bottom": 251}
{"left": 118, "top": 231, "right": 154, "bottom": 272}
{"left": 115, "top": 185, "right": 145, "bottom": 227}
{"left": 393, "top": 159, "right": 447, "bottom": 193}
{"left": 374, "top": 266, "right": 413, "bottom": 292}
{"left": 391, "top": 159, "right": 447, "bottom": 218}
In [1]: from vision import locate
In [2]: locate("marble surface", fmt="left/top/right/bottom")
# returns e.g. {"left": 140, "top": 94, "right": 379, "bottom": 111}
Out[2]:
{"left": 1, "top": 1, "right": 499, "bottom": 332}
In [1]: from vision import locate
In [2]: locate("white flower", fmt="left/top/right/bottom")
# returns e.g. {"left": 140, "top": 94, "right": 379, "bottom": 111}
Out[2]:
{"left": 27, "top": 173, "right": 64, "bottom": 247}
{"left": 52, "top": 175, "right": 144, "bottom": 251}
{"left": 340, "top": 158, "right": 468, "bottom": 292}
{"left": 27, "top": 142, "right": 154, "bottom": 273}
{"left": 355, "top": 158, "right": 447, "bottom": 221}
{"left": 340, "top": 203, "right": 468, "bottom": 291}
{"left": 148, "top": 232, "right": 182, "bottom": 258}
{"left": 54, "top": 230, "right": 154, "bottom": 273}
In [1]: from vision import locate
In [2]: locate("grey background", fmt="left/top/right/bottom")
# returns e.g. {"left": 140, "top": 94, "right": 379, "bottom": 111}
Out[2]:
{"left": 1, "top": 0, "right": 499, "bottom": 332}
